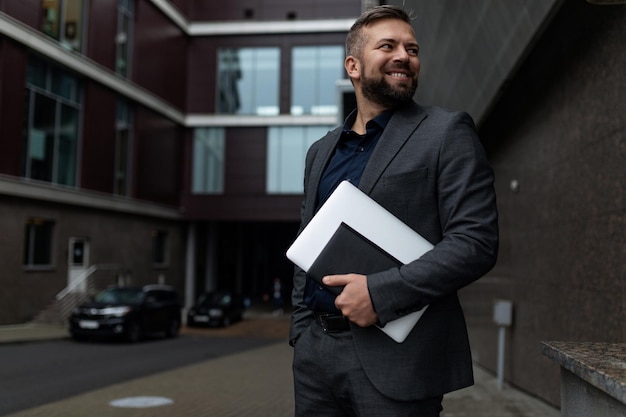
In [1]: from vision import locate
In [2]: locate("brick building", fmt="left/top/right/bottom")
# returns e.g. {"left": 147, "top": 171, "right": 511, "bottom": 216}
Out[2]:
{"left": 0, "top": 0, "right": 360, "bottom": 323}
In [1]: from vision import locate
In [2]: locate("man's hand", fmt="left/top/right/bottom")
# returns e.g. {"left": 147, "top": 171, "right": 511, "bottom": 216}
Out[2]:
{"left": 323, "top": 274, "right": 378, "bottom": 327}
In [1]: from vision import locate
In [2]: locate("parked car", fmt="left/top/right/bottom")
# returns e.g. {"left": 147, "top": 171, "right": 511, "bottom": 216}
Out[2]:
{"left": 69, "top": 284, "right": 182, "bottom": 342}
{"left": 186, "top": 291, "right": 248, "bottom": 327}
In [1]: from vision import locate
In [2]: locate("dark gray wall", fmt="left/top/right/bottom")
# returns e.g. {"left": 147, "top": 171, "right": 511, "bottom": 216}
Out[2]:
{"left": 468, "top": 1, "right": 625, "bottom": 405}
{"left": 399, "top": 0, "right": 562, "bottom": 125}
{"left": 395, "top": 0, "right": 625, "bottom": 407}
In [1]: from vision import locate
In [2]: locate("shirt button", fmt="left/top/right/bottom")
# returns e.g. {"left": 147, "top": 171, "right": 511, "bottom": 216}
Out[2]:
{"left": 358, "top": 147, "right": 365, "bottom": 152}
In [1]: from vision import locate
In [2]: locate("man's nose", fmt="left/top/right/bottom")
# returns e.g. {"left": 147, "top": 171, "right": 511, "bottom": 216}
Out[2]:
{"left": 393, "top": 46, "right": 410, "bottom": 62}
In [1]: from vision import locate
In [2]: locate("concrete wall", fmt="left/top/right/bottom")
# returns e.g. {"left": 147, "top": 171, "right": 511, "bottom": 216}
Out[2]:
{"left": 0, "top": 194, "right": 186, "bottom": 325}
{"left": 461, "top": 1, "right": 625, "bottom": 406}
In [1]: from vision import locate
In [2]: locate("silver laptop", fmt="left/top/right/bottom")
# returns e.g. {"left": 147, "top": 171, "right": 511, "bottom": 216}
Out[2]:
{"left": 286, "top": 180, "right": 433, "bottom": 343}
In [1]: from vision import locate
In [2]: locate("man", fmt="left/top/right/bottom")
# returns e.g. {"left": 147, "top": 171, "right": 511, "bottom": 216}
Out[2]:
{"left": 289, "top": 5, "right": 498, "bottom": 417}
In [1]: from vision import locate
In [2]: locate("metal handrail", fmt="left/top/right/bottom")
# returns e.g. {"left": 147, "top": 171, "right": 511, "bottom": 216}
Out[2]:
{"left": 56, "top": 265, "right": 98, "bottom": 300}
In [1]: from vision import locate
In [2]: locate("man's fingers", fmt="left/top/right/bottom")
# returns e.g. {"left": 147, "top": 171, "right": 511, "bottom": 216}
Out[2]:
{"left": 323, "top": 274, "right": 347, "bottom": 287}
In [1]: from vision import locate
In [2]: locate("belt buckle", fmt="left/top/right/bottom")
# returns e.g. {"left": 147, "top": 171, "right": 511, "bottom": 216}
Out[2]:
{"left": 317, "top": 313, "right": 345, "bottom": 333}
{"left": 319, "top": 315, "right": 333, "bottom": 334}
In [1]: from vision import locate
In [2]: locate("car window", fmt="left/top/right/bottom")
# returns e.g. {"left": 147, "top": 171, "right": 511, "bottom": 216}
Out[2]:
{"left": 94, "top": 288, "right": 144, "bottom": 305}
{"left": 150, "top": 290, "right": 176, "bottom": 302}
{"left": 198, "top": 292, "right": 231, "bottom": 307}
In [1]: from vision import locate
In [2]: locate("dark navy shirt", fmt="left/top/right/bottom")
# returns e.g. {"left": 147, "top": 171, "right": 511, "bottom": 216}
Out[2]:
{"left": 304, "top": 109, "right": 394, "bottom": 313}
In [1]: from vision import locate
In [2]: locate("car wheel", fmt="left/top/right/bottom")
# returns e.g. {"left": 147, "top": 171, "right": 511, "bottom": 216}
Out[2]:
{"left": 125, "top": 321, "right": 142, "bottom": 343}
{"left": 166, "top": 318, "right": 180, "bottom": 338}
{"left": 222, "top": 316, "right": 231, "bottom": 328}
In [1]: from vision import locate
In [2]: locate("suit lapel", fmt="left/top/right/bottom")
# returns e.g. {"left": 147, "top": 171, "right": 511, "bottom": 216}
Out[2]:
{"left": 359, "top": 102, "right": 428, "bottom": 194}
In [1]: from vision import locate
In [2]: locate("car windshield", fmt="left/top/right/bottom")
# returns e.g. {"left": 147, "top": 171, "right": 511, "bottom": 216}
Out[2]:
{"left": 94, "top": 288, "right": 145, "bottom": 305}
{"left": 197, "top": 292, "right": 231, "bottom": 307}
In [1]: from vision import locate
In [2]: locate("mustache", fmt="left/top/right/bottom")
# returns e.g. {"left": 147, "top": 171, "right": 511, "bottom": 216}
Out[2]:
{"left": 385, "top": 63, "right": 415, "bottom": 76}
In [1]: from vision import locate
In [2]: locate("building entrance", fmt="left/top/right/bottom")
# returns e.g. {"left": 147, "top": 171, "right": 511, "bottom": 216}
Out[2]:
{"left": 67, "top": 237, "right": 90, "bottom": 292}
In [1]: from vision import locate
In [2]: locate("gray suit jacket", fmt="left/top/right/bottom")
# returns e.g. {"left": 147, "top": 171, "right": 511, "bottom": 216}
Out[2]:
{"left": 290, "top": 101, "right": 499, "bottom": 401}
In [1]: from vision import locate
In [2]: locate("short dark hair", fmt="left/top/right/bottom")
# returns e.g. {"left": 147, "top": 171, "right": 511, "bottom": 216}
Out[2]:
{"left": 345, "top": 5, "right": 413, "bottom": 58}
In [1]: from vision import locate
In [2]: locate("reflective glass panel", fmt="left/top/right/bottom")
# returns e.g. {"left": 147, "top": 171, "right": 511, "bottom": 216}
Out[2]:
{"left": 57, "top": 104, "right": 78, "bottom": 186}
{"left": 41, "top": 0, "right": 84, "bottom": 52}
{"left": 62, "top": 0, "right": 83, "bottom": 51}
{"left": 42, "top": 0, "right": 61, "bottom": 39}
{"left": 29, "top": 93, "right": 56, "bottom": 182}
{"left": 115, "top": 100, "right": 132, "bottom": 196}
{"left": 192, "top": 128, "right": 225, "bottom": 193}
{"left": 291, "top": 46, "right": 344, "bottom": 115}
{"left": 267, "top": 125, "right": 333, "bottom": 193}
{"left": 217, "top": 48, "right": 280, "bottom": 115}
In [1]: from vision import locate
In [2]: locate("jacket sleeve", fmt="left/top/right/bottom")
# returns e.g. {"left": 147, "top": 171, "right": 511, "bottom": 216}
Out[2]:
{"left": 367, "top": 111, "right": 499, "bottom": 325}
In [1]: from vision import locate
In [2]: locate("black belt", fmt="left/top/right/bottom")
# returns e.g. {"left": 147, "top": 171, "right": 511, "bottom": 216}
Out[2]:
{"left": 314, "top": 312, "right": 351, "bottom": 333}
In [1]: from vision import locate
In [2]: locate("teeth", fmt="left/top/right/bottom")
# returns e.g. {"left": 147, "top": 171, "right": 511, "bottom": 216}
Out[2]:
{"left": 390, "top": 72, "right": 408, "bottom": 78}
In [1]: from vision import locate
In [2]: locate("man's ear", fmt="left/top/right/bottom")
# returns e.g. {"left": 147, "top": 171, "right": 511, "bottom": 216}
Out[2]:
{"left": 345, "top": 56, "right": 360, "bottom": 81}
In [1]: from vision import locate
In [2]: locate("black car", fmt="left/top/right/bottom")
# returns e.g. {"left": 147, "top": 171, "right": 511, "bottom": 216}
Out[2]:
{"left": 69, "top": 285, "right": 182, "bottom": 342}
{"left": 186, "top": 291, "right": 248, "bottom": 327}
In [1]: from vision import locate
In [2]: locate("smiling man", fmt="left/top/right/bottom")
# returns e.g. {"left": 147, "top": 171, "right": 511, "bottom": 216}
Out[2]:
{"left": 289, "top": 5, "right": 499, "bottom": 417}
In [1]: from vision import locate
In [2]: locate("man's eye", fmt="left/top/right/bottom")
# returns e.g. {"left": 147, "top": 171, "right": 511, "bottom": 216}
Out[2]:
{"left": 408, "top": 48, "right": 419, "bottom": 56}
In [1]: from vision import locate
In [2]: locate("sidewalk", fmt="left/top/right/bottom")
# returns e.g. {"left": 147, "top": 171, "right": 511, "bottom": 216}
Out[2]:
{"left": 0, "top": 316, "right": 560, "bottom": 417}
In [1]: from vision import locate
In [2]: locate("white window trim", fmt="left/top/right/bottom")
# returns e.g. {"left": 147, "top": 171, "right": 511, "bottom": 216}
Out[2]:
{"left": 149, "top": 0, "right": 353, "bottom": 36}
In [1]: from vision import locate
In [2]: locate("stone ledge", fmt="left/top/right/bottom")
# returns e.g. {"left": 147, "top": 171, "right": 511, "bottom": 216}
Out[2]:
{"left": 541, "top": 341, "right": 626, "bottom": 404}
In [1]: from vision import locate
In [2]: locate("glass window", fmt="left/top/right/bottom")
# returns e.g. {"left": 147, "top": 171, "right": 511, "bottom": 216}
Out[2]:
{"left": 71, "top": 239, "right": 85, "bottom": 266}
{"left": 192, "top": 128, "right": 225, "bottom": 194}
{"left": 115, "top": 100, "right": 133, "bottom": 196}
{"left": 24, "top": 218, "right": 55, "bottom": 267}
{"left": 116, "top": 0, "right": 134, "bottom": 77}
{"left": 291, "top": 46, "right": 344, "bottom": 116}
{"left": 267, "top": 126, "right": 333, "bottom": 193}
{"left": 152, "top": 230, "right": 168, "bottom": 265}
{"left": 41, "top": 0, "right": 85, "bottom": 52}
{"left": 51, "top": 66, "right": 80, "bottom": 101}
{"left": 57, "top": 103, "right": 79, "bottom": 186}
{"left": 23, "top": 56, "right": 82, "bottom": 187}
{"left": 217, "top": 48, "right": 280, "bottom": 115}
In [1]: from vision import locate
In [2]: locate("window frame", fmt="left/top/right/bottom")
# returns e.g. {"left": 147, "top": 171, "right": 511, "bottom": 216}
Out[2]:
{"left": 23, "top": 56, "right": 82, "bottom": 187}
{"left": 41, "top": 0, "right": 87, "bottom": 53}
{"left": 23, "top": 217, "right": 55, "bottom": 269}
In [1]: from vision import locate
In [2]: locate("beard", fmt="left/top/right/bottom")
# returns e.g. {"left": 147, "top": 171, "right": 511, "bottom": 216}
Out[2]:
{"left": 360, "top": 70, "right": 418, "bottom": 109}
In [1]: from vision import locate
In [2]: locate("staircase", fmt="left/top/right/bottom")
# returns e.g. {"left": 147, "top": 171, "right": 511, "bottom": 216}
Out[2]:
{"left": 32, "top": 265, "right": 124, "bottom": 325}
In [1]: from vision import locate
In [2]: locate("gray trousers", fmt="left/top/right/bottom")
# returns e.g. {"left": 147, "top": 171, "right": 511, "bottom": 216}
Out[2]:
{"left": 292, "top": 321, "right": 443, "bottom": 417}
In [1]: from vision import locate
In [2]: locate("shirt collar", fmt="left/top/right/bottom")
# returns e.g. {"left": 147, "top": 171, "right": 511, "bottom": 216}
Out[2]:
{"left": 342, "top": 109, "right": 394, "bottom": 134}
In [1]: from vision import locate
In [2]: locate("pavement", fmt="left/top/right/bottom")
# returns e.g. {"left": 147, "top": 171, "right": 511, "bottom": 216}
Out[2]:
{"left": 0, "top": 312, "right": 561, "bottom": 417}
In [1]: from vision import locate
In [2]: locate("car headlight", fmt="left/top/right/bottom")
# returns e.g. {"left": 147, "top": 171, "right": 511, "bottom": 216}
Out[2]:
{"left": 100, "top": 306, "right": 132, "bottom": 317}
{"left": 209, "top": 308, "right": 223, "bottom": 318}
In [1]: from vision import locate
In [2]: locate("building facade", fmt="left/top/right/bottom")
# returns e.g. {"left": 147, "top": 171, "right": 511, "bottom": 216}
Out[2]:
{"left": 0, "top": 0, "right": 361, "bottom": 324}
